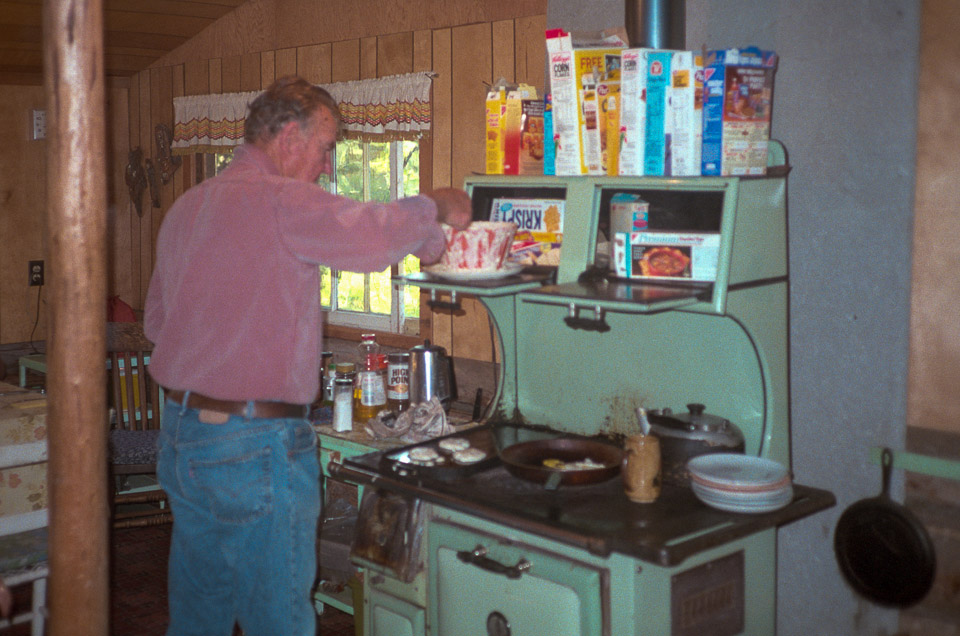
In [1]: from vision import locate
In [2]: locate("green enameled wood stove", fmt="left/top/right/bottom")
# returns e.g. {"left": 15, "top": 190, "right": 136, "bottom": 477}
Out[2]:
{"left": 332, "top": 142, "right": 834, "bottom": 636}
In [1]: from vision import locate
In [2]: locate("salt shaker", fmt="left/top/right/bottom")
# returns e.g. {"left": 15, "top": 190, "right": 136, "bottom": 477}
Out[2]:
{"left": 332, "top": 377, "right": 354, "bottom": 432}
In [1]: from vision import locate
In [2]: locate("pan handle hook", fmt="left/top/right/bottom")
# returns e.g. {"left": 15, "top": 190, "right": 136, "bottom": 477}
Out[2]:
{"left": 880, "top": 447, "right": 893, "bottom": 496}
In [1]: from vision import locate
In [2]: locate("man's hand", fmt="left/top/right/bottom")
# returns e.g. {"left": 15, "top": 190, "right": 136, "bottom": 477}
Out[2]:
{"left": 424, "top": 188, "right": 472, "bottom": 230}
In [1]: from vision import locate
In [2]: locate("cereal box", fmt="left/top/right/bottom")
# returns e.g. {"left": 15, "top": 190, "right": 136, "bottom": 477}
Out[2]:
{"left": 617, "top": 49, "right": 646, "bottom": 176}
{"left": 485, "top": 86, "right": 507, "bottom": 174}
{"left": 546, "top": 28, "right": 627, "bottom": 176}
{"left": 598, "top": 79, "right": 621, "bottom": 175}
{"left": 576, "top": 47, "right": 623, "bottom": 175}
{"left": 503, "top": 94, "right": 544, "bottom": 175}
{"left": 543, "top": 94, "right": 556, "bottom": 175}
{"left": 642, "top": 50, "right": 672, "bottom": 176}
{"left": 619, "top": 49, "right": 703, "bottom": 177}
{"left": 667, "top": 51, "right": 703, "bottom": 177}
{"left": 701, "top": 47, "right": 778, "bottom": 176}
{"left": 546, "top": 30, "right": 582, "bottom": 175}
{"left": 490, "top": 198, "right": 565, "bottom": 266}
{"left": 612, "top": 231, "right": 721, "bottom": 281}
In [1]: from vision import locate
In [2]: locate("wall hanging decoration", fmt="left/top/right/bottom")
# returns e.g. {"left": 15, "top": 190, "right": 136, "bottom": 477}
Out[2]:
{"left": 145, "top": 158, "right": 161, "bottom": 208}
{"left": 124, "top": 147, "right": 147, "bottom": 217}
{"left": 154, "top": 123, "right": 181, "bottom": 184}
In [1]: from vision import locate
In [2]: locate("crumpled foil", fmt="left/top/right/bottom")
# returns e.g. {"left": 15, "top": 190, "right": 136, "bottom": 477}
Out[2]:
{"left": 364, "top": 397, "right": 454, "bottom": 443}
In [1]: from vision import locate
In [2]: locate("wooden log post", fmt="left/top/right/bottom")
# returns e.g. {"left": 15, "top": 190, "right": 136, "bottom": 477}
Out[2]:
{"left": 42, "top": 0, "right": 110, "bottom": 633}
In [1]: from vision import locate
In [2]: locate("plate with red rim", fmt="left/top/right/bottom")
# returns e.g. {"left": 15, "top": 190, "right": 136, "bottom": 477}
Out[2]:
{"left": 691, "top": 480, "right": 794, "bottom": 514}
{"left": 686, "top": 454, "right": 789, "bottom": 489}
{"left": 690, "top": 472, "right": 793, "bottom": 493}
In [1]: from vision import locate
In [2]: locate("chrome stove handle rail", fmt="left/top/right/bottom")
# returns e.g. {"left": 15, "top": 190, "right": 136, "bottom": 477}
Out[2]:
{"left": 428, "top": 288, "right": 461, "bottom": 312}
{"left": 456, "top": 545, "right": 532, "bottom": 579}
{"left": 562, "top": 303, "right": 610, "bottom": 333}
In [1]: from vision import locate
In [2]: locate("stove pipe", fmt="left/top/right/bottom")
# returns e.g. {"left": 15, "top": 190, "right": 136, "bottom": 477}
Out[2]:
{"left": 625, "top": 0, "right": 686, "bottom": 49}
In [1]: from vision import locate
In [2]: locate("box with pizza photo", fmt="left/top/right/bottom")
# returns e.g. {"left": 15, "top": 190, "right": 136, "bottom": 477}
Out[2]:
{"left": 489, "top": 198, "right": 565, "bottom": 266}
{"left": 612, "top": 231, "right": 720, "bottom": 281}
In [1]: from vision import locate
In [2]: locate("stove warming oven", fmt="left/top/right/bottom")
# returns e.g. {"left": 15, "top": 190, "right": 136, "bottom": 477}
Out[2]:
{"left": 331, "top": 141, "right": 834, "bottom": 636}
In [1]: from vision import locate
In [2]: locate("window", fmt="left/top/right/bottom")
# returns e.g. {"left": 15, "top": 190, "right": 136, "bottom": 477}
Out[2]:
{"left": 205, "top": 139, "right": 422, "bottom": 335}
{"left": 320, "top": 139, "right": 422, "bottom": 334}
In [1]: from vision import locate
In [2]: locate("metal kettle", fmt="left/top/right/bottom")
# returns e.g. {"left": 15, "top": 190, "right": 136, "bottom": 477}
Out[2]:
{"left": 637, "top": 403, "right": 745, "bottom": 481}
{"left": 408, "top": 340, "right": 457, "bottom": 411}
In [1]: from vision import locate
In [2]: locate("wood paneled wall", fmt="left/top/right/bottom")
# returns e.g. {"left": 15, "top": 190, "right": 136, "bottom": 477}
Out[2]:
{"left": 0, "top": 85, "right": 47, "bottom": 343}
{"left": 118, "top": 12, "right": 546, "bottom": 360}
{"left": 0, "top": 83, "right": 128, "bottom": 344}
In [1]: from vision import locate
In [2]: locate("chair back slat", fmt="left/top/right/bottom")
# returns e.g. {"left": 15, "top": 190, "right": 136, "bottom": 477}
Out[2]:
{"left": 106, "top": 322, "right": 159, "bottom": 432}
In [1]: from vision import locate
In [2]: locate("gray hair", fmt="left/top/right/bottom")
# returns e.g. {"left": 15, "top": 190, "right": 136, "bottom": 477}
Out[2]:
{"left": 244, "top": 76, "right": 341, "bottom": 144}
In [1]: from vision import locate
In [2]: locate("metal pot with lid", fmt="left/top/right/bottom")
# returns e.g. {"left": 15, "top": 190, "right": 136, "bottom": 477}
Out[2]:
{"left": 637, "top": 403, "right": 745, "bottom": 482}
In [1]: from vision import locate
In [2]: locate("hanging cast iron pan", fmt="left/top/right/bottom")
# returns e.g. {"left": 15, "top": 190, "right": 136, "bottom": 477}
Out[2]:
{"left": 833, "top": 448, "right": 936, "bottom": 607}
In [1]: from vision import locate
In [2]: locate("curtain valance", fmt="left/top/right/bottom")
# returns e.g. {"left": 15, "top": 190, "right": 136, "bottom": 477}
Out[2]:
{"left": 172, "top": 72, "right": 434, "bottom": 155}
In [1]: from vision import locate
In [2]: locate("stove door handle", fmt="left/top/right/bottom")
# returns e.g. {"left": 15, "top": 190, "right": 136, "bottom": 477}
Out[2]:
{"left": 562, "top": 304, "right": 610, "bottom": 333}
{"left": 457, "top": 545, "right": 532, "bottom": 579}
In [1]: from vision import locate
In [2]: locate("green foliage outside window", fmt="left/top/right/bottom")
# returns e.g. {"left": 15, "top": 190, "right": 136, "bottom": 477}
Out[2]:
{"left": 319, "top": 139, "right": 422, "bottom": 327}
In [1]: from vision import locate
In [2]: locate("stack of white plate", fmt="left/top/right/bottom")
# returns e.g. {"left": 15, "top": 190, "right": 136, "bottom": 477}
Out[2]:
{"left": 687, "top": 454, "right": 794, "bottom": 514}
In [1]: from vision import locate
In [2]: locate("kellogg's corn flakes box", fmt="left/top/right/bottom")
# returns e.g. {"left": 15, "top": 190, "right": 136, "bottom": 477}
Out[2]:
{"left": 546, "top": 28, "right": 627, "bottom": 176}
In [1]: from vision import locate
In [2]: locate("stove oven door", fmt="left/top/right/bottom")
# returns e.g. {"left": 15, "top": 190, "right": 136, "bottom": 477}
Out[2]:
{"left": 428, "top": 516, "right": 608, "bottom": 636}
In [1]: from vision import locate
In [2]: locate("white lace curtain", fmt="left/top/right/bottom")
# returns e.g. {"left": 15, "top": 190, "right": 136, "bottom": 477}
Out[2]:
{"left": 172, "top": 71, "right": 434, "bottom": 154}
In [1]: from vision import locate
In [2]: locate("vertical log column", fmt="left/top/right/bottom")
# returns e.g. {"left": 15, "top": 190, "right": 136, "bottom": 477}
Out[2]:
{"left": 42, "top": 0, "right": 110, "bottom": 634}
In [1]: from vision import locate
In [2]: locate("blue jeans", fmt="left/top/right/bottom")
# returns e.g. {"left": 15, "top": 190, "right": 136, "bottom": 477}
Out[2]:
{"left": 157, "top": 395, "right": 320, "bottom": 636}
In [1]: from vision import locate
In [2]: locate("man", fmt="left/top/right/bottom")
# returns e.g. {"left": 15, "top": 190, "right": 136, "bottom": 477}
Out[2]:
{"left": 144, "top": 76, "right": 471, "bottom": 636}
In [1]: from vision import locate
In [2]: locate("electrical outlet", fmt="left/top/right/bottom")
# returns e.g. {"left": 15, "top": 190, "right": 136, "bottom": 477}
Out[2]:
{"left": 29, "top": 260, "right": 44, "bottom": 286}
{"left": 31, "top": 109, "right": 46, "bottom": 140}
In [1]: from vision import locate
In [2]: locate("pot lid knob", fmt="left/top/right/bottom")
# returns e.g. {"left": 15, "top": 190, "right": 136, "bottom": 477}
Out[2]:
{"left": 687, "top": 403, "right": 706, "bottom": 416}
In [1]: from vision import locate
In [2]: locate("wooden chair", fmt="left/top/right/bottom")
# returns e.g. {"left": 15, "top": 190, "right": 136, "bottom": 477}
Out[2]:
{"left": 106, "top": 321, "right": 171, "bottom": 528}
{"left": 0, "top": 440, "right": 49, "bottom": 636}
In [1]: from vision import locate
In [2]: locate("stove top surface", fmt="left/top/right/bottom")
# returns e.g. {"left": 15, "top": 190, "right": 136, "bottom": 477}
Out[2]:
{"left": 338, "top": 423, "right": 836, "bottom": 566}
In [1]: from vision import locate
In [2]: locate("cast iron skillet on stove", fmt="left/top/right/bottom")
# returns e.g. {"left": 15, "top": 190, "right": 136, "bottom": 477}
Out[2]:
{"left": 499, "top": 437, "right": 624, "bottom": 488}
{"left": 833, "top": 447, "right": 936, "bottom": 607}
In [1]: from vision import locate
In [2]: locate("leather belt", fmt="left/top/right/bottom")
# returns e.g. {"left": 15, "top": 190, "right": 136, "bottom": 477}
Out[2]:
{"left": 165, "top": 389, "right": 308, "bottom": 419}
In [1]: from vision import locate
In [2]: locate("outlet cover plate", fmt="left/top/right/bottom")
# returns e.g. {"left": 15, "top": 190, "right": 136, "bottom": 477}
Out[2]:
{"left": 29, "top": 260, "right": 44, "bottom": 286}
{"left": 32, "top": 109, "right": 46, "bottom": 140}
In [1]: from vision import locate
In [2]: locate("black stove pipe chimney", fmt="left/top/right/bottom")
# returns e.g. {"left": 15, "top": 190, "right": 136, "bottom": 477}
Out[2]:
{"left": 625, "top": 0, "right": 686, "bottom": 49}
